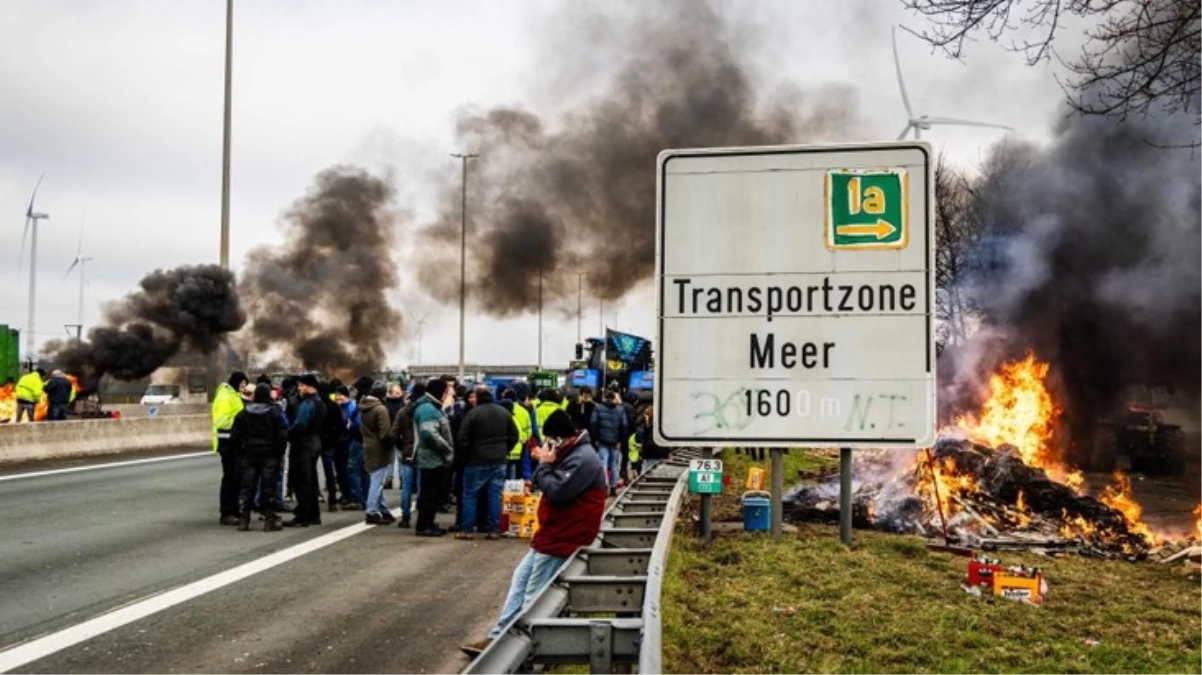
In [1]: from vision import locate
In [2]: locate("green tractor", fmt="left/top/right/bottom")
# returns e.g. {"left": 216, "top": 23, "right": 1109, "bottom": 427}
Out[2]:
{"left": 1095, "top": 405, "right": 1185, "bottom": 475}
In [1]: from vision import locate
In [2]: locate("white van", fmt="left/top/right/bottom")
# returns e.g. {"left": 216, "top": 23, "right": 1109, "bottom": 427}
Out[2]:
{"left": 140, "top": 383, "right": 182, "bottom": 405}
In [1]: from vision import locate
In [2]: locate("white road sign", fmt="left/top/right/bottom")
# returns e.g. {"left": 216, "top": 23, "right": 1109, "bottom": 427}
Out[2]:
{"left": 653, "top": 142, "right": 936, "bottom": 448}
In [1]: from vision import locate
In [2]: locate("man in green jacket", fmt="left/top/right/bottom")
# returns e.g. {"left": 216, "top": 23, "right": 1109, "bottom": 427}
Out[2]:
{"left": 413, "top": 378, "right": 454, "bottom": 537}
{"left": 212, "top": 371, "right": 250, "bottom": 525}
{"left": 15, "top": 369, "right": 44, "bottom": 423}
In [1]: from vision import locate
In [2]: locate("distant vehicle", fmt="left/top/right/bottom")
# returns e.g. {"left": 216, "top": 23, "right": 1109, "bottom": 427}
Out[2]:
{"left": 140, "top": 366, "right": 209, "bottom": 405}
{"left": 140, "top": 383, "right": 183, "bottom": 405}
{"left": 1095, "top": 404, "right": 1185, "bottom": 475}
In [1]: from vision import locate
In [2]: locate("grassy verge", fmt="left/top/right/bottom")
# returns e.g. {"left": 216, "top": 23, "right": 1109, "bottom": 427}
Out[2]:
{"left": 662, "top": 523, "right": 1201, "bottom": 674}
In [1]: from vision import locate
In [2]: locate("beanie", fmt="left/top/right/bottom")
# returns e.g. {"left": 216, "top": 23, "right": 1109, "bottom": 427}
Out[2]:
{"left": 299, "top": 374, "right": 319, "bottom": 389}
{"left": 426, "top": 378, "right": 448, "bottom": 401}
{"left": 542, "top": 409, "right": 577, "bottom": 440}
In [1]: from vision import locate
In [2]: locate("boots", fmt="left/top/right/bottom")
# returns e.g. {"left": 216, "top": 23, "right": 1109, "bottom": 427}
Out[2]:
{"left": 264, "top": 512, "right": 283, "bottom": 532}
{"left": 237, "top": 511, "right": 251, "bottom": 532}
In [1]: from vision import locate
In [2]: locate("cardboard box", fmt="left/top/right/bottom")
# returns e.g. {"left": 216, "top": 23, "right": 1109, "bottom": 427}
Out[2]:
{"left": 992, "top": 572, "right": 1044, "bottom": 605}
{"left": 967, "top": 560, "right": 1005, "bottom": 587}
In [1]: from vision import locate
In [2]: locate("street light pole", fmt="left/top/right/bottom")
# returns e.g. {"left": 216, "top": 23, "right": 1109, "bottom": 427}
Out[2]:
{"left": 416, "top": 316, "right": 427, "bottom": 365}
{"left": 576, "top": 273, "right": 583, "bottom": 344}
{"left": 219, "top": 0, "right": 233, "bottom": 269}
{"left": 537, "top": 268, "right": 544, "bottom": 370}
{"left": 451, "top": 152, "right": 478, "bottom": 380}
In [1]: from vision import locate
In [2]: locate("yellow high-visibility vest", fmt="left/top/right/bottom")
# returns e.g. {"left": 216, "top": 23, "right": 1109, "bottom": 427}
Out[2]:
{"left": 509, "top": 404, "right": 533, "bottom": 460}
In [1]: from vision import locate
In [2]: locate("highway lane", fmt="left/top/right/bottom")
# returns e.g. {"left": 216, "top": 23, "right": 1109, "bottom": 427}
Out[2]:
{"left": 0, "top": 450, "right": 528, "bottom": 673}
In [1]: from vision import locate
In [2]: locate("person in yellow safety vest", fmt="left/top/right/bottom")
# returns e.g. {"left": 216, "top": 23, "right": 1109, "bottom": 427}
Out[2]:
{"left": 212, "top": 371, "right": 250, "bottom": 526}
{"left": 503, "top": 391, "right": 534, "bottom": 480}
{"left": 534, "top": 388, "right": 564, "bottom": 437}
{"left": 15, "top": 368, "right": 45, "bottom": 423}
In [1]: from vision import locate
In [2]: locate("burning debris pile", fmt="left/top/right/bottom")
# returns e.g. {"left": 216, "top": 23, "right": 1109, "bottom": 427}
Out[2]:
{"left": 787, "top": 354, "right": 1198, "bottom": 559}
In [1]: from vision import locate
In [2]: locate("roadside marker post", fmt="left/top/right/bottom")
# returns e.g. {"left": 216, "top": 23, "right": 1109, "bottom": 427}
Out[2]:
{"left": 688, "top": 452, "right": 722, "bottom": 544}
{"left": 770, "top": 448, "right": 783, "bottom": 541}
{"left": 654, "top": 142, "right": 936, "bottom": 544}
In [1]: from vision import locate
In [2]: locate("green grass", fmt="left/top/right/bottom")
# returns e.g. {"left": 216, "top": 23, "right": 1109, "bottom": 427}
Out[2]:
{"left": 662, "top": 523, "right": 1202, "bottom": 674}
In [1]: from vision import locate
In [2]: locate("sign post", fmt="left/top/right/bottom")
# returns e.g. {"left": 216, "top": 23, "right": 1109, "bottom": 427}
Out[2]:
{"left": 654, "top": 142, "right": 936, "bottom": 540}
{"left": 770, "top": 448, "right": 783, "bottom": 541}
{"left": 688, "top": 454, "right": 723, "bottom": 544}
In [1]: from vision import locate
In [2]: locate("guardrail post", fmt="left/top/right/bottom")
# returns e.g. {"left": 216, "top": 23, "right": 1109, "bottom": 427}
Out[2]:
{"left": 770, "top": 447, "right": 783, "bottom": 541}
{"left": 589, "top": 619, "right": 613, "bottom": 673}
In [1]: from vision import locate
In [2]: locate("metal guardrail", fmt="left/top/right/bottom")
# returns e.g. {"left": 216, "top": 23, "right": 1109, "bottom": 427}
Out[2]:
{"left": 463, "top": 448, "right": 702, "bottom": 674}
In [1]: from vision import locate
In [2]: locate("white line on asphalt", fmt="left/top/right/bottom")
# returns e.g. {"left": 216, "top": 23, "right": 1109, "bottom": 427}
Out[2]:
{"left": 0, "top": 451, "right": 210, "bottom": 483}
{"left": 0, "top": 519, "right": 380, "bottom": 672}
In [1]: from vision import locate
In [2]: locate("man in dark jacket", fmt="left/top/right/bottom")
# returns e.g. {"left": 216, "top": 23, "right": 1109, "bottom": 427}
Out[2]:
{"left": 588, "top": 391, "right": 628, "bottom": 496}
{"left": 463, "top": 409, "right": 607, "bottom": 655}
{"left": 448, "top": 387, "right": 478, "bottom": 531}
{"left": 389, "top": 382, "right": 423, "bottom": 528}
{"left": 565, "top": 386, "right": 595, "bottom": 431}
{"left": 284, "top": 374, "right": 326, "bottom": 527}
{"left": 360, "top": 381, "right": 396, "bottom": 525}
{"left": 455, "top": 388, "right": 519, "bottom": 540}
{"left": 43, "top": 370, "right": 73, "bottom": 421}
{"left": 413, "top": 378, "right": 454, "bottom": 536}
{"left": 231, "top": 383, "right": 288, "bottom": 531}
{"left": 319, "top": 382, "right": 345, "bottom": 512}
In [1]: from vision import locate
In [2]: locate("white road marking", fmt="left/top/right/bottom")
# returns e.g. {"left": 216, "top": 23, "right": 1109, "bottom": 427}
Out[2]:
{"left": 0, "top": 451, "right": 210, "bottom": 483}
{"left": 0, "top": 518, "right": 384, "bottom": 672}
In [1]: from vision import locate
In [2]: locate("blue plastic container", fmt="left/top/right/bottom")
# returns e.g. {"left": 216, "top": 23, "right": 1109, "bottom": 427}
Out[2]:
{"left": 742, "top": 493, "right": 771, "bottom": 532}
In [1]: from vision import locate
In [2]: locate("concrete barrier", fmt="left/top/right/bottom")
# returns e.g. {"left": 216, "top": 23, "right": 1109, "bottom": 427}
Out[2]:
{"left": 0, "top": 415, "right": 210, "bottom": 466}
{"left": 107, "top": 403, "right": 210, "bottom": 419}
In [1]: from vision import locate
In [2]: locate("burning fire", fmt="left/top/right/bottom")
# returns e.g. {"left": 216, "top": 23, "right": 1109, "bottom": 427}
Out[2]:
{"left": 1194, "top": 504, "right": 1201, "bottom": 539}
{"left": 0, "top": 383, "right": 14, "bottom": 422}
{"left": 943, "top": 352, "right": 1168, "bottom": 548}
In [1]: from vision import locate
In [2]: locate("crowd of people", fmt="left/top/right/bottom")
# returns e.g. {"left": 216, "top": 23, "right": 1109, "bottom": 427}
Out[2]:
{"left": 210, "top": 371, "right": 667, "bottom": 537}
{"left": 7, "top": 368, "right": 75, "bottom": 422}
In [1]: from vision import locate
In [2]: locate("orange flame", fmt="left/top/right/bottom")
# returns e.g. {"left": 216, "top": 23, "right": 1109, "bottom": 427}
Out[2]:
{"left": 1194, "top": 504, "right": 1200, "bottom": 540}
{"left": 0, "top": 384, "right": 14, "bottom": 423}
{"left": 1099, "top": 471, "right": 1156, "bottom": 545}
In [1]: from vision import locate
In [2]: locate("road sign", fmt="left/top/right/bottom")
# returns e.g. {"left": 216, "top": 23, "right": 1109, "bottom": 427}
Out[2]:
{"left": 147, "top": 406, "right": 159, "bottom": 418}
{"left": 654, "top": 142, "right": 935, "bottom": 448}
{"left": 688, "top": 459, "right": 723, "bottom": 495}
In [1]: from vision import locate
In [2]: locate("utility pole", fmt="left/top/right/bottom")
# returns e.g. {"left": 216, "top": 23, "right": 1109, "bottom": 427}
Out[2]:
{"left": 219, "top": 0, "right": 233, "bottom": 269}
{"left": 416, "top": 316, "right": 427, "bottom": 365}
{"left": 537, "top": 268, "right": 544, "bottom": 370}
{"left": 576, "top": 273, "right": 583, "bottom": 344}
{"left": 451, "top": 152, "right": 478, "bottom": 379}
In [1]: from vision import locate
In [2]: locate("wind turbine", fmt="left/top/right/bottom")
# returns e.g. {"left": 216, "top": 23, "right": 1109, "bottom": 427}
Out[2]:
{"left": 892, "top": 27, "right": 1014, "bottom": 140}
{"left": 64, "top": 215, "right": 93, "bottom": 343}
{"left": 18, "top": 175, "right": 49, "bottom": 357}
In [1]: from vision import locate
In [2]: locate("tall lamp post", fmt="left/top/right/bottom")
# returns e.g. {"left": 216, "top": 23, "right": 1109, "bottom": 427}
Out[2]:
{"left": 219, "top": 0, "right": 233, "bottom": 269}
{"left": 451, "top": 152, "right": 478, "bottom": 379}
{"left": 415, "top": 315, "right": 428, "bottom": 365}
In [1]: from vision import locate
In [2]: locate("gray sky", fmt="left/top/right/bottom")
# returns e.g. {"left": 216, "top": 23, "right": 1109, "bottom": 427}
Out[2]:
{"left": 0, "top": 0, "right": 1071, "bottom": 370}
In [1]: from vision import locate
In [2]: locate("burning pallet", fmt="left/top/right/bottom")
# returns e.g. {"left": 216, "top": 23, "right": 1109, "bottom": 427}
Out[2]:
{"left": 785, "top": 439, "right": 1168, "bottom": 560}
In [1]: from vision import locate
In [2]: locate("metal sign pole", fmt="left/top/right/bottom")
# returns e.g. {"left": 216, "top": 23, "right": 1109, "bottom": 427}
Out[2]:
{"left": 839, "top": 447, "right": 853, "bottom": 545}
{"left": 770, "top": 447, "right": 783, "bottom": 541}
{"left": 699, "top": 447, "right": 713, "bottom": 545}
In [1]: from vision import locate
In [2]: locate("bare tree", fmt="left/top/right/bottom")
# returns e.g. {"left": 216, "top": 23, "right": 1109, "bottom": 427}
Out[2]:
{"left": 933, "top": 154, "right": 980, "bottom": 349}
{"left": 902, "top": 0, "right": 1200, "bottom": 136}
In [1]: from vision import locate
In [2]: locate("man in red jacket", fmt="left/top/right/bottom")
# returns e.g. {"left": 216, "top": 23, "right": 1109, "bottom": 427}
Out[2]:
{"left": 462, "top": 409, "right": 607, "bottom": 655}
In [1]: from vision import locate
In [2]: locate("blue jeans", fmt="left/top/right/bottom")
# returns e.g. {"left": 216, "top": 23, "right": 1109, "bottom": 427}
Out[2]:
{"left": 462, "top": 464, "right": 506, "bottom": 534}
{"left": 488, "top": 549, "right": 570, "bottom": 639}
{"left": 398, "top": 463, "right": 417, "bottom": 519}
{"left": 366, "top": 464, "right": 392, "bottom": 515}
{"left": 597, "top": 445, "right": 619, "bottom": 488}
{"left": 346, "top": 440, "right": 366, "bottom": 504}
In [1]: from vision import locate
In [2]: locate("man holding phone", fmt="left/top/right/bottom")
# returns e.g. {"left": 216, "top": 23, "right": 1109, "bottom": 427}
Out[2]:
{"left": 462, "top": 409, "right": 607, "bottom": 655}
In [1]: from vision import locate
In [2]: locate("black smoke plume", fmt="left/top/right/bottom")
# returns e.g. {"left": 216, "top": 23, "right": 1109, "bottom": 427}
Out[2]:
{"left": 946, "top": 110, "right": 1201, "bottom": 463}
{"left": 415, "top": 1, "right": 859, "bottom": 316}
{"left": 240, "top": 165, "right": 400, "bottom": 375}
{"left": 53, "top": 265, "right": 246, "bottom": 380}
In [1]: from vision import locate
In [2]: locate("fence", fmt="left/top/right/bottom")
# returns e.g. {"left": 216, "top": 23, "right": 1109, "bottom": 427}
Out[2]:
{"left": 463, "top": 447, "right": 702, "bottom": 674}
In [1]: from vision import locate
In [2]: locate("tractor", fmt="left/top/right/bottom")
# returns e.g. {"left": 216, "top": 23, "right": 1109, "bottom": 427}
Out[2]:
{"left": 1095, "top": 404, "right": 1185, "bottom": 475}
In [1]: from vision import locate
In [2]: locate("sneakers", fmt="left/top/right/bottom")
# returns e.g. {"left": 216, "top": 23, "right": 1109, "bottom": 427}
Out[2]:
{"left": 365, "top": 513, "right": 389, "bottom": 526}
{"left": 415, "top": 527, "right": 448, "bottom": 537}
{"left": 236, "top": 513, "right": 251, "bottom": 531}
{"left": 455, "top": 532, "right": 475, "bottom": 541}
{"left": 485, "top": 533, "right": 501, "bottom": 541}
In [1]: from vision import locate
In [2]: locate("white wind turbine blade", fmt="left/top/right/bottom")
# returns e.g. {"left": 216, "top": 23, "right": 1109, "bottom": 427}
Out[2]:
{"left": 18, "top": 174, "right": 45, "bottom": 284}
{"left": 64, "top": 257, "right": 80, "bottom": 281}
{"left": 921, "top": 116, "right": 1014, "bottom": 131}
{"left": 897, "top": 123, "right": 915, "bottom": 141}
{"left": 892, "top": 26, "right": 914, "bottom": 119}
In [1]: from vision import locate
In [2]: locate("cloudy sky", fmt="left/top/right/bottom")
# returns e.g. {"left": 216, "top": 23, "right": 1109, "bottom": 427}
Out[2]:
{"left": 0, "top": 0, "right": 1073, "bottom": 370}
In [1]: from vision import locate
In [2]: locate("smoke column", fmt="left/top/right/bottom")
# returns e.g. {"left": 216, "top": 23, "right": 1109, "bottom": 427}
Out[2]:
{"left": 240, "top": 165, "right": 401, "bottom": 375}
{"left": 952, "top": 111, "right": 1201, "bottom": 461}
{"left": 414, "top": 0, "right": 860, "bottom": 316}
{"left": 53, "top": 265, "right": 246, "bottom": 380}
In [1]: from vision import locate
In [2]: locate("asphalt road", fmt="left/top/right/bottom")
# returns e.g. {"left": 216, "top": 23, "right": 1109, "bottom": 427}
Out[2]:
{"left": 0, "top": 451, "right": 528, "bottom": 674}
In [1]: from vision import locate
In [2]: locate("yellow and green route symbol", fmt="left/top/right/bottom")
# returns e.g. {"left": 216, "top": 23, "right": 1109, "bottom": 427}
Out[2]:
{"left": 824, "top": 168, "right": 909, "bottom": 250}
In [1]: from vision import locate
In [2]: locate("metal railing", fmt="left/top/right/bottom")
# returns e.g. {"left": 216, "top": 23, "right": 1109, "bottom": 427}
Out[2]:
{"left": 463, "top": 448, "right": 702, "bottom": 674}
